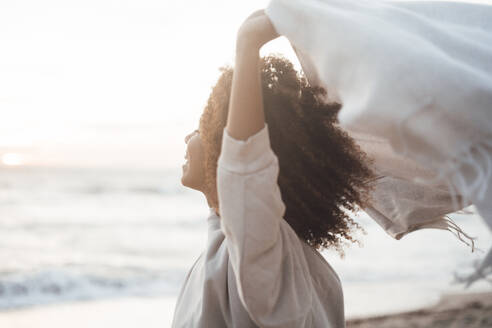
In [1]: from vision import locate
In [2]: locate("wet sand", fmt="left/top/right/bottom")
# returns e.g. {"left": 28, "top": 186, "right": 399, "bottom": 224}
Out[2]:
{"left": 0, "top": 297, "right": 177, "bottom": 328}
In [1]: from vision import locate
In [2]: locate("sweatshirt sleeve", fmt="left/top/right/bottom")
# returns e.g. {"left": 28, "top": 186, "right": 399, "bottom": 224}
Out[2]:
{"left": 217, "top": 124, "right": 313, "bottom": 327}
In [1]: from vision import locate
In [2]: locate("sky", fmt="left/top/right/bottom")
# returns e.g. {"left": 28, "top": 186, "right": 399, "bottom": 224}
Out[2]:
{"left": 4, "top": 0, "right": 488, "bottom": 169}
{"left": 0, "top": 0, "right": 297, "bottom": 169}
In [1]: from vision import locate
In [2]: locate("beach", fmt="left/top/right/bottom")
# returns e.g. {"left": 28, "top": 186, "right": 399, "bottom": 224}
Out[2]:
{"left": 0, "top": 292, "right": 491, "bottom": 328}
{"left": 1, "top": 0, "right": 492, "bottom": 326}
{"left": 348, "top": 292, "right": 492, "bottom": 328}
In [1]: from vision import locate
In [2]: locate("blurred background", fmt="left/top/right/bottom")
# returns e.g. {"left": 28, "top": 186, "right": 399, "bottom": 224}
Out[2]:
{"left": 1, "top": 0, "right": 491, "bottom": 327}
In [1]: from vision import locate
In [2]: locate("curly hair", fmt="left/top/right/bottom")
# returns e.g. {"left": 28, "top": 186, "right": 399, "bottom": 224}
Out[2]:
{"left": 199, "top": 55, "right": 373, "bottom": 252}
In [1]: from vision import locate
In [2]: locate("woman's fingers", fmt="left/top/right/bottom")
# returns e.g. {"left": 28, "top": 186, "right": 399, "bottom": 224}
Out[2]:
{"left": 237, "top": 12, "right": 279, "bottom": 51}
{"left": 245, "top": 9, "right": 265, "bottom": 21}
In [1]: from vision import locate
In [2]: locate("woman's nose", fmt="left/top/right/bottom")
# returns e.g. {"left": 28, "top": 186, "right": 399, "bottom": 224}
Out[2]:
{"left": 184, "top": 132, "right": 193, "bottom": 144}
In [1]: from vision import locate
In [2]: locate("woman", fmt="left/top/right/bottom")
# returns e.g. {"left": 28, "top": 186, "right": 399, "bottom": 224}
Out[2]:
{"left": 172, "top": 10, "right": 372, "bottom": 328}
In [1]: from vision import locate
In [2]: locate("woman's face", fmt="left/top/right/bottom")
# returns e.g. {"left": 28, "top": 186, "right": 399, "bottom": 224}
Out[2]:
{"left": 181, "top": 129, "right": 206, "bottom": 191}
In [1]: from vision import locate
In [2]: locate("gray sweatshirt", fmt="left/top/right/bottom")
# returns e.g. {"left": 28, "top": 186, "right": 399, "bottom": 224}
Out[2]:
{"left": 172, "top": 125, "right": 345, "bottom": 328}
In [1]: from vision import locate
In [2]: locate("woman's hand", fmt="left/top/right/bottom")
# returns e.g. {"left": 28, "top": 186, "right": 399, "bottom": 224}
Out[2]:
{"left": 236, "top": 10, "right": 279, "bottom": 52}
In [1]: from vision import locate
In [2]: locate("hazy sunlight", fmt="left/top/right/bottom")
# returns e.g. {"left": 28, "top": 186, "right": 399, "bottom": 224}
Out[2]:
{"left": 1, "top": 153, "right": 23, "bottom": 166}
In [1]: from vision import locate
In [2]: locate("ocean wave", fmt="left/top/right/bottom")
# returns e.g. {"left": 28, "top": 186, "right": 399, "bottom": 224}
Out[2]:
{"left": 0, "top": 268, "right": 184, "bottom": 310}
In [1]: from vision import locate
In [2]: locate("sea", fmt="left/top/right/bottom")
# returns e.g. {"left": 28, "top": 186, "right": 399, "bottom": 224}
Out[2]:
{"left": 0, "top": 166, "right": 491, "bottom": 318}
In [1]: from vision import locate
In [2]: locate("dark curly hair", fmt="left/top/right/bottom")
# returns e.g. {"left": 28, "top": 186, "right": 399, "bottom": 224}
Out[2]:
{"left": 199, "top": 55, "right": 373, "bottom": 252}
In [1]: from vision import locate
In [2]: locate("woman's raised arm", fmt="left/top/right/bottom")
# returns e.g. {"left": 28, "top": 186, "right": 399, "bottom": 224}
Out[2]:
{"left": 217, "top": 12, "right": 316, "bottom": 327}
{"left": 225, "top": 10, "right": 279, "bottom": 141}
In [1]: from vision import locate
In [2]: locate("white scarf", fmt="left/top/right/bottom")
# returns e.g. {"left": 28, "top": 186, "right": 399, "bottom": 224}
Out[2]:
{"left": 265, "top": 0, "right": 492, "bottom": 285}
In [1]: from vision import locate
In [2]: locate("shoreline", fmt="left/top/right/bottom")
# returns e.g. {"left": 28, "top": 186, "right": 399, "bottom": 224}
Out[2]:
{"left": 0, "top": 296, "right": 177, "bottom": 328}
{"left": 347, "top": 292, "right": 492, "bottom": 327}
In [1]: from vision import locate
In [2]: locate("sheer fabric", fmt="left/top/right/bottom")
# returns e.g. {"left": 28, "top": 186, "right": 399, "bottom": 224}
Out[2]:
{"left": 265, "top": 0, "right": 492, "bottom": 284}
